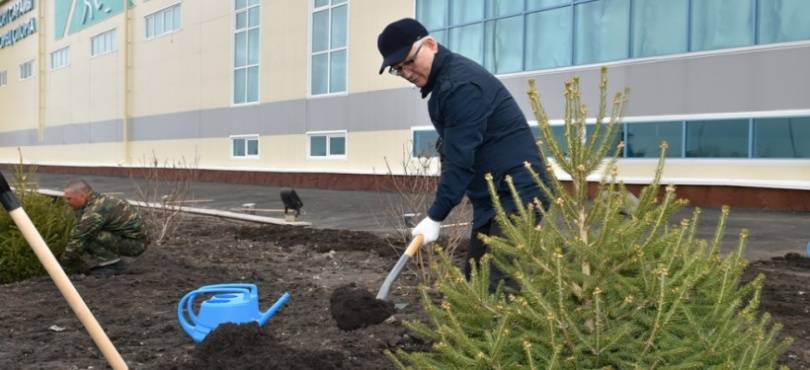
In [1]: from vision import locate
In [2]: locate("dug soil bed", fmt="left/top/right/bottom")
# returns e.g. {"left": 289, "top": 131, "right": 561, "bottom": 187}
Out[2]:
{"left": 0, "top": 214, "right": 808, "bottom": 369}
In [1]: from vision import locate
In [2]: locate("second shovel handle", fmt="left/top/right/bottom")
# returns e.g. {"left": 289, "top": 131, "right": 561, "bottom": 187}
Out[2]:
{"left": 404, "top": 234, "right": 424, "bottom": 257}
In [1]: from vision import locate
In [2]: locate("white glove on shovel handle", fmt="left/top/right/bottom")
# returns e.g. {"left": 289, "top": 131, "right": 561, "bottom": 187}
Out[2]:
{"left": 411, "top": 216, "right": 441, "bottom": 244}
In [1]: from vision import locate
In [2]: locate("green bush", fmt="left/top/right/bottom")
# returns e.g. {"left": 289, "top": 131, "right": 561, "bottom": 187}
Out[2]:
{"left": 389, "top": 69, "right": 790, "bottom": 369}
{"left": 0, "top": 168, "right": 75, "bottom": 283}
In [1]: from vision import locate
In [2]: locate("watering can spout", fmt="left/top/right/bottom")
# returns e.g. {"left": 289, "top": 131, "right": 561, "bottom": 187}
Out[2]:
{"left": 259, "top": 292, "right": 291, "bottom": 326}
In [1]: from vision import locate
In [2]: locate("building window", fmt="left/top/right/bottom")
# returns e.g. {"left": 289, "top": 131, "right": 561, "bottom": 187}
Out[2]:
{"left": 50, "top": 46, "right": 70, "bottom": 70}
{"left": 685, "top": 119, "right": 750, "bottom": 158}
{"left": 19, "top": 60, "right": 33, "bottom": 80}
{"left": 626, "top": 121, "right": 683, "bottom": 158}
{"left": 531, "top": 116, "right": 810, "bottom": 160}
{"left": 231, "top": 135, "right": 260, "bottom": 158}
{"left": 575, "top": 0, "right": 630, "bottom": 65}
{"left": 0, "top": 71, "right": 7, "bottom": 87}
{"left": 753, "top": 117, "right": 810, "bottom": 158}
{"left": 91, "top": 29, "right": 117, "bottom": 57}
{"left": 234, "top": 0, "right": 260, "bottom": 104}
{"left": 308, "top": 131, "right": 346, "bottom": 158}
{"left": 758, "top": 0, "right": 810, "bottom": 44}
{"left": 311, "top": 0, "right": 347, "bottom": 95}
{"left": 690, "top": 0, "right": 754, "bottom": 51}
{"left": 586, "top": 123, "right": 625, "bottom": 157}
{"left": 632, "top": 0, "right": 688, "bottom": 58}
{"left": 526, "top": 6, "right": 572, "bottom": 70}
{"left": 416, "top": 0, "right": 810, "bottom": 74}
{"left": 412, "top": 128, "right": 439, "bottom": 158}
{"left": 530, "top": 123, "right": 570, "bottom": 157}
{"left": 146, "top": 3, "right": 182, "bottom": 40}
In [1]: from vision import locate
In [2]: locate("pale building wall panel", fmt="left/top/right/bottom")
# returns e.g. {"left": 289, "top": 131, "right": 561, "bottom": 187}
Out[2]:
{"left": 347, "top": 0, "right": 416, "bottom": 94}
{"left": 4, "top": 143, "right": 123, "bottom": 166}
{"left": 264, "top": 0, "right": 308, "bottom": 102}
{"left": 0, "top": 7, "right": 38, "bottom": 133}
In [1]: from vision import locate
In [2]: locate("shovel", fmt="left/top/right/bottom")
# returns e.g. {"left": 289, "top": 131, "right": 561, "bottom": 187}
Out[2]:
{"left": 376, "top": 234, "right": 424, "bottom": 301}
{"left": 0, "top": 172, "right": 128, "bottom": 370}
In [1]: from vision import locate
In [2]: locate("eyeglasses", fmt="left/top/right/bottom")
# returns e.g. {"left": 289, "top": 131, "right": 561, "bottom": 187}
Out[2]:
{"left": 389, "top": 42, "right": 424, "bottom": 76}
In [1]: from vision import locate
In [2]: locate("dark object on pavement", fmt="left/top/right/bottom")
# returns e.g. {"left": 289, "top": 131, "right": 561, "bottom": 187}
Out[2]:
{"left": 330, "top": 284, "right": 395, "bottom": 330}
{"left": 280, "top": 188, "right": 303, "bottom": 216}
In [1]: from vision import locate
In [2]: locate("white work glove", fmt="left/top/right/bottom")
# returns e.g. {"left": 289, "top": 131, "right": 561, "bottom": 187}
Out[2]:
{"left": 411, "top": 216, "right": 441, "bottom": 244}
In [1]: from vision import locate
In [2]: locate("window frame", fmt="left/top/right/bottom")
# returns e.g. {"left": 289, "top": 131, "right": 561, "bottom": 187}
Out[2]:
{"left": 230, "top": 134, "right": 261, "bottom": 159}
{"left": 145, "top": 2, "right": 183, "bottom": 40}
{"left": 308, "top": 0, "right": 349, "bottom": 97}
{"left": 90, "top": 28, "right": 118, "bottom": 58}
{"left": 19, "top": 60, "right": 34, "bottom": 80}
{"left": 411, "top": 126, "right": 439, "bottom": 159}
{"left": 50, "top": 46, "right": 71, "bottom": 71}
{"left": 232, "top": 0, "right": 261, "bottom": 106}
{"left": 306, "top": 130, "right": 348, "bottom": 159}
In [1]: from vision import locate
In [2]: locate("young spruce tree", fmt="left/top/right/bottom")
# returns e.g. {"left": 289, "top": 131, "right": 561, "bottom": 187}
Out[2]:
{"left": 389, "top": 68, "right": 791, "bottom": 369}
{"left": 0, "top": 159, "right": 75, "bottom": 282}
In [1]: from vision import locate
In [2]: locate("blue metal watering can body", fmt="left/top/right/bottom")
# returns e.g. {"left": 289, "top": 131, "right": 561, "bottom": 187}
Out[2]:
{"left": 177, "top": 283, "right": 290, "bottom": 343}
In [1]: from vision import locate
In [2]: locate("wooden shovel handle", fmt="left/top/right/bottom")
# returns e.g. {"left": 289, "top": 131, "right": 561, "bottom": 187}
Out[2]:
{"left": 404, "top": 234, "right": 424, "bottom": 257}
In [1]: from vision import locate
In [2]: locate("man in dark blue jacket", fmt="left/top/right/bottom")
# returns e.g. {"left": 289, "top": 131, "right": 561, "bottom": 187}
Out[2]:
{"left": 377, "top": 18, "right": 551, "bottom": 290}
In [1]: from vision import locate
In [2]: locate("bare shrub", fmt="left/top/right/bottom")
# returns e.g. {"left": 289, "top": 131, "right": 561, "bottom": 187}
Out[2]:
{"left": 129, "top": 152, "right": 199, "bottom": 245}
{"left": 375, "top": 144, "right": 471, "bottom": 286}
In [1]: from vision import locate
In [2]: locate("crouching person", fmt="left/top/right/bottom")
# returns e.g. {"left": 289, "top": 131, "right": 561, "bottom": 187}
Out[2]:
{"left": 59, "top": 179, "right": 149, "bottom": 277}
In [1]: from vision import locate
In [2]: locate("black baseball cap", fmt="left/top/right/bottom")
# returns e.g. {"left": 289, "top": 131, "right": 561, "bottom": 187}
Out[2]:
{"left": 377, "top": 18, "right": 428, "bottom": 74}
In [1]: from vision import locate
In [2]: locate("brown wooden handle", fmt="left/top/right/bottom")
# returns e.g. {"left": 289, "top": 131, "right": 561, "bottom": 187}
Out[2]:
{"left": 404, "top": 234, "right": 424, "bottom": 257}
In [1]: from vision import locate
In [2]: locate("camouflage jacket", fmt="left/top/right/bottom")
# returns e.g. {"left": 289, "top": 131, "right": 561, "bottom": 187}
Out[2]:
{"left": 61, "top": 192, "right": 148, "bottom": 267}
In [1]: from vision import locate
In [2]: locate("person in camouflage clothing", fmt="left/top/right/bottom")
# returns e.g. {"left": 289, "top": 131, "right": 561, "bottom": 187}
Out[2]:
{"left": 60, "top": 179, "right": 148, "bottom": 276}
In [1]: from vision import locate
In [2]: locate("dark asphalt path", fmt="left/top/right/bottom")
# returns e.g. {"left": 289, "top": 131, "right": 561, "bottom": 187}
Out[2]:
{"left": 30, "top": 172, "right": 810, "bottom": 261}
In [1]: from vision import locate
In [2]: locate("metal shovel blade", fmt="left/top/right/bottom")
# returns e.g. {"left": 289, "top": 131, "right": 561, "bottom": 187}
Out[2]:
{"left": 375, "top": 235, "right": 424, "bottom": 301}
{"left": 376, "top": 254, "right": 411, "bottom": 300}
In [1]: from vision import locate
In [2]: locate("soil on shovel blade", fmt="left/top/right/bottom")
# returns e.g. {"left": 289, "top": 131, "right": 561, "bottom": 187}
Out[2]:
{"left": 0, "top": 213, "right": 808, "bottom": 369}
{"left": 329, "top": 284, "right": 395, "bottom": 331}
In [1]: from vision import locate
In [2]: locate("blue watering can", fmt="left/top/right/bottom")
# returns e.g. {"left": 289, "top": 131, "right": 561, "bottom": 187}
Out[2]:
{"left": 177, "top": 283, "right": 290, "bottom": 343}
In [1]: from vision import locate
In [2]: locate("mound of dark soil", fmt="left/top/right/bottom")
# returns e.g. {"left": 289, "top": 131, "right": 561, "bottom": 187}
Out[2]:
{"left": 191, "top": 323, "right": 346, "bottom": 370}
{"left": 329, "top": 284, "right": 395, "bottom": 331}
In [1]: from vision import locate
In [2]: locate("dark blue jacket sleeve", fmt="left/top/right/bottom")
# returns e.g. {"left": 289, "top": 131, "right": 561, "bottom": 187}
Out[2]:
{"left": 427, "top": 83, "right": 490, "bottom": 222}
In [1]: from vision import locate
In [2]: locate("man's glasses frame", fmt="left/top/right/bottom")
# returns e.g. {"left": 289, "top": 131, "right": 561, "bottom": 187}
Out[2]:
{"left": 389, "top": 41, "right": 425, "bottom": 77}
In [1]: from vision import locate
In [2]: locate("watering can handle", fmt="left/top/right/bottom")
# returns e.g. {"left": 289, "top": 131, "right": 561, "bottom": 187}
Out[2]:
{"left": 177, "top": 290, "right": 200, "bottom": 336}
{"left": 195, "top": 284, "right": 257, "bottom": 295}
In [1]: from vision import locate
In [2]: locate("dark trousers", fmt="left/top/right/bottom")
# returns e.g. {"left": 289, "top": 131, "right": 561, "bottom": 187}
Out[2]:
{"left": 464, "top": 217, "right": 519, "bottom": 293}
